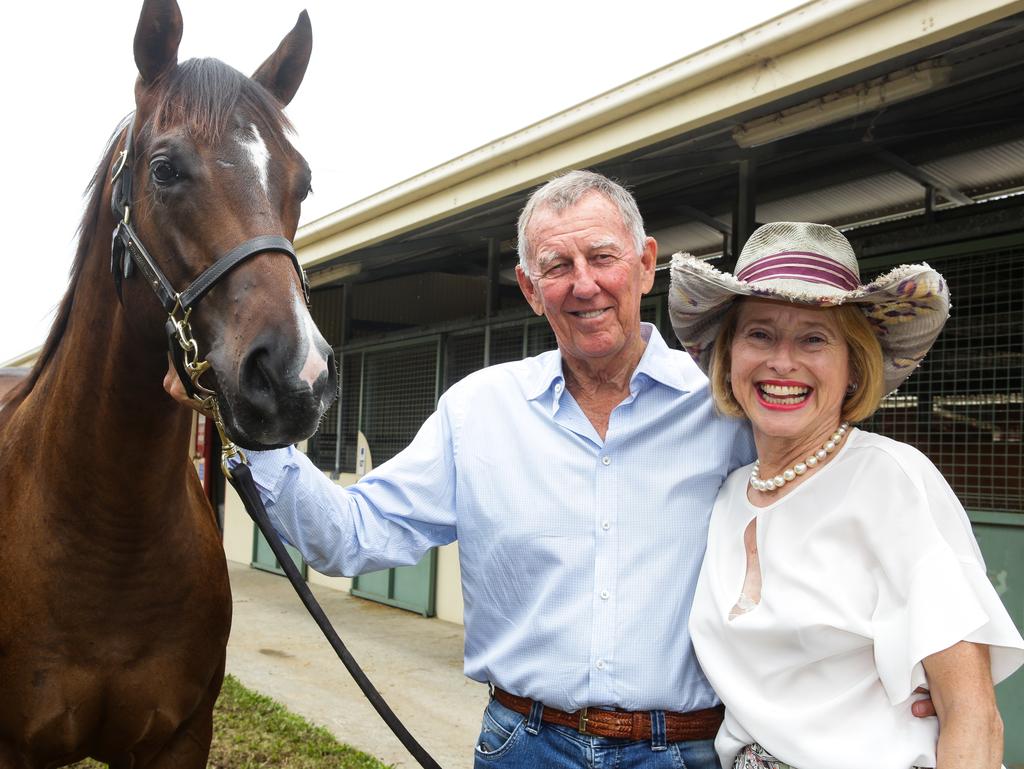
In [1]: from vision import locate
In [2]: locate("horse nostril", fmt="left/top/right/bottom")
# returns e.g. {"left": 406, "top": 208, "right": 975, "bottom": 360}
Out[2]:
{"left": 231, "top": 332, "right": 336, "bottom": 447}
{"left": 241, "top": 345, "right": 277, "bottom": 407}
{"left": 325, "top": 347, "right": 337, "bottom": 383}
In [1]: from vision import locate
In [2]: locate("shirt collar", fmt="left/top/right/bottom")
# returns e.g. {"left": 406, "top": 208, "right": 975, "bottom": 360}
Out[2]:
{"left": 525, "top": 322, "right": 698, "bottom": 401}
{"left": 631, "top": 323, "right": 697, "bottom": 394}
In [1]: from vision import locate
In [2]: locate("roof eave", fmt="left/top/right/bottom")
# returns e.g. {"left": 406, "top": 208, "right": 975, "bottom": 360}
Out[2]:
{"left": 295, "top": 0, "right": 1024, "bottom": 269}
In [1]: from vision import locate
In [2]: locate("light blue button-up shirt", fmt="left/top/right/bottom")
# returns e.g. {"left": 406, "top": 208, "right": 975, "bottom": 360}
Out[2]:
{"left": 247, "top": 323, "right": 753, "bottom": 712}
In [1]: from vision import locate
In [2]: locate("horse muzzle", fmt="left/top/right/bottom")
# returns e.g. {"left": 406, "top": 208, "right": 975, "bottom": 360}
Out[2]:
{"left": 215, "top": 336, "right": 337, "bottom": 450}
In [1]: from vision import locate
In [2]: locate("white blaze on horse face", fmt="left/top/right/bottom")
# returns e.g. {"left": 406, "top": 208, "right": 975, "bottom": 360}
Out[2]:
{"left": 294, "top": 293, "right": 329, "bottom": 389}
{"left": 238, "top": 123, "right": 271, "bottom": 195}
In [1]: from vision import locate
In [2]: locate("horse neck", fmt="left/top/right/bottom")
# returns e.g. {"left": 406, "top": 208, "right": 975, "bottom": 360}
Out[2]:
{"left": 25, "top": 211, "right": 195, "bottom": 512}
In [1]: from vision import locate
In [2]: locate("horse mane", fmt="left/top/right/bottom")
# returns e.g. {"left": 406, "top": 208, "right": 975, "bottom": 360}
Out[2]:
{"left": 1, "top": 58, "right": 292, "bottom": 408}
{"left": 151, "top": 57, "right": 293, "bottom": 147}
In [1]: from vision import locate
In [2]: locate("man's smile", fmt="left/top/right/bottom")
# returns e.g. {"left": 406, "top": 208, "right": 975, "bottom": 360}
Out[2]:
{"left": 570, "top": 308, "right": 610, "bottom": 319}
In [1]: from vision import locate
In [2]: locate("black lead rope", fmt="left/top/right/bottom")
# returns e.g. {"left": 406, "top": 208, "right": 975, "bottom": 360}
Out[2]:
{"left": 227, "top": 463, "right": 445, "bottom": 769}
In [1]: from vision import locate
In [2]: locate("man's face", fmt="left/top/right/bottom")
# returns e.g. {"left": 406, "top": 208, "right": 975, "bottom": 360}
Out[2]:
{"left": 516, "top": 193, "right": 656, "bottom": 371}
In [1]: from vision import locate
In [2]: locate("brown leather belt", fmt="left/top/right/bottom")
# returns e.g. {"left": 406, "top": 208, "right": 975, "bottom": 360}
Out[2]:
{"left": 492, "top": 687, "right": 724, "bottom": 742}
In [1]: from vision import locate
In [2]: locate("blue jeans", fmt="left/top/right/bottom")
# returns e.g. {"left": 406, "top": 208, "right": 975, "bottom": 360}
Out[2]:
{"left": 473, "top": 696, "right": 722, "bottom": 769}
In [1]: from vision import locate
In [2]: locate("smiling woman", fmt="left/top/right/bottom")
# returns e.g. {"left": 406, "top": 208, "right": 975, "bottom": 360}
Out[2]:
{"left": 709, "top": 299, "right": 885, "bottom": 436}
{"left": 669, "top": 222, "right": 1024, "bottom": 769}
{"left": 726, "top": 299, "right": 854, "bottom": 479}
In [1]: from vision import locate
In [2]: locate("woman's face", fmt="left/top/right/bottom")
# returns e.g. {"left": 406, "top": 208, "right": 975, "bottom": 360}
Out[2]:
{"left": 729, "top": 298, "right": 851, "bottom": 445}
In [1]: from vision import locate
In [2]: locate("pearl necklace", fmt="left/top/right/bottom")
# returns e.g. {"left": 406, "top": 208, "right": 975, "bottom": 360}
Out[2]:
{"left": 750, "top": 422, "right": 850, "bottom": 493}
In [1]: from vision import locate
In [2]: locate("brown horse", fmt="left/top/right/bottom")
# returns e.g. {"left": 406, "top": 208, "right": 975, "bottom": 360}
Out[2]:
{"left": 0, "top": 1, "right": 336, "bottom": 766}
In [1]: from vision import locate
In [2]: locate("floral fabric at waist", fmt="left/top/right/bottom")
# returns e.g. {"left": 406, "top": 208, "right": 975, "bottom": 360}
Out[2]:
{"left": 734, "top": 743, "right": 928, "bottom": 769}
{"left": 733, "top": 743, "right": 794, "bottom": 769}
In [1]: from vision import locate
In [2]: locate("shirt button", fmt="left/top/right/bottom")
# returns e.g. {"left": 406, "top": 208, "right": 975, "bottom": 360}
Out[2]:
{"left": 554, "top": 383, "right": 563, "bottom": 393}
{"left": 596, "top": 660, "right": 606, "bottom": 670}
{"left": 600, "top": 590, "right": 610, "bottom": 600}
{"left": 601, "top": 521, "right": 610, "bottom": 531}
{"left": 601, "top": 456, "right": 611, "bottom": 466}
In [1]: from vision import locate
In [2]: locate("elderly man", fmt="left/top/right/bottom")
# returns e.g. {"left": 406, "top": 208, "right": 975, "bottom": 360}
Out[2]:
{"left": 168, "top": 170, "right": 753, "bottom": 768}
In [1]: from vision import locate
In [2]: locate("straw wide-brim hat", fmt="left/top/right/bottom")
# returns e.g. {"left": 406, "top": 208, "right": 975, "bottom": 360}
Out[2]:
{"left": 668, "top": 221, "right": 950, "bottom": 394}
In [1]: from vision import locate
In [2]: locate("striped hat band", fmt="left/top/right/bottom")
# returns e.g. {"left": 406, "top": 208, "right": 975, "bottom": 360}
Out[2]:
{"left": 736, "top": 251, "right": 860, "bottom": 291}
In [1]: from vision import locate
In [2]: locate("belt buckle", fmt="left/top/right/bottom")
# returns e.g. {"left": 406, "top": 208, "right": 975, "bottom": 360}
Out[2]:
{"left": 577, "top": 708, "right": 589, "bottom": 735}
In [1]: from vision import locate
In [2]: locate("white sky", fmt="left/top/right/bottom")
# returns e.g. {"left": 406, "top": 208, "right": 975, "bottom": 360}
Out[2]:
{"left": 0, "top": 0, "right": 805, "bottom": 363}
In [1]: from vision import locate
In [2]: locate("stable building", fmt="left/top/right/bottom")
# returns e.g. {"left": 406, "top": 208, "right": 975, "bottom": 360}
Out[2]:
{"left": 218, "top": 0, "right": 1024, "bottom": 760}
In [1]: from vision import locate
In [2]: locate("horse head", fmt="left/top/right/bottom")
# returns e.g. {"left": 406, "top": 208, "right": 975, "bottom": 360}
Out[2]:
{"left": 119, "top": 0, "right": 336, "bottom": 449}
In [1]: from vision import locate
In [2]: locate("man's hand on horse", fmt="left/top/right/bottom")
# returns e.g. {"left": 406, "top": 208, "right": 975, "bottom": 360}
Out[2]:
{"left": 163, "top": 354, "right": 215, "bottom": 417}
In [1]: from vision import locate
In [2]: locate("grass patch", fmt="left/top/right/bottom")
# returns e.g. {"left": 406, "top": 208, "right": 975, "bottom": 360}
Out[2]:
{"left": 68, "top": 675, "right": 391, "bottom": 768}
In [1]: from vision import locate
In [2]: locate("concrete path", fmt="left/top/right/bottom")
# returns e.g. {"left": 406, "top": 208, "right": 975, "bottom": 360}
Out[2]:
{"left": 226, "top": 561, "right": 488, "bottom": 769}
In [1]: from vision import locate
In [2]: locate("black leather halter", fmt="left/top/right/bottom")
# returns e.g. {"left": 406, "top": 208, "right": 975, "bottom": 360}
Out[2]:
{"left": 109, "top": 112, "right": 310, "bottom": 402}
{"left": 109, "top": 114, "right": 444, "bottom": 769}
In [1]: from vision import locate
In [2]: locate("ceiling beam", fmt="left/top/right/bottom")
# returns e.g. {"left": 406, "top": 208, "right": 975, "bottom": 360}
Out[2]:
{"left": 875, "top": 150, "right": 974, "bottom": 206}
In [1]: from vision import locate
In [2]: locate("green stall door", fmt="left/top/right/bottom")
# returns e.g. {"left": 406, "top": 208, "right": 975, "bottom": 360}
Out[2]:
{"left": 970, "top": 512, "right": 1024, "bottom": 767}
{"left": 352, "top": 549, "right": 437, "bottom": 617}
{"left": 252, "top": 527, "right": 307, "bottom": 579}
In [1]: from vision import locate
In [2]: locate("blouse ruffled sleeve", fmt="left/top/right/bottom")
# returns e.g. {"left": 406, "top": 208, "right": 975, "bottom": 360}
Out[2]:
{"left": 867, "top": 443, "right": 1024, "bottom": 706}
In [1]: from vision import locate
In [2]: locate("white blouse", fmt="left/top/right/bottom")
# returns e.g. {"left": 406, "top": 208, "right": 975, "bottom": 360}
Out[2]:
{"left": 690, "top": 428, "right": 1024, "bottom": 769}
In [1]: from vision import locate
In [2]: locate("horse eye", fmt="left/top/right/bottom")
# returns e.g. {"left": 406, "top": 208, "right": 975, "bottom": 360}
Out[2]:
{"left": 150, "top": 158, "right": 178, "bottom": 184}
{"left": 300, "top": 182, "right": 313, "bottom": 202}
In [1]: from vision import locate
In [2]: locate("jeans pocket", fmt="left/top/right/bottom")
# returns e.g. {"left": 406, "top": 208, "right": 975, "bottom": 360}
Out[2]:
{"left": 474, "top": 699, "right": 525, "bottom": 760}
{"left": 675, "top": 738, "right": 723, "bottom": 769}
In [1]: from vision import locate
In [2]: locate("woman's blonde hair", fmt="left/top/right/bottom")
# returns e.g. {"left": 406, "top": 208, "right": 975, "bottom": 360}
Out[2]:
{"left": 708, "top": 299, "right": 885, "bottom": 424}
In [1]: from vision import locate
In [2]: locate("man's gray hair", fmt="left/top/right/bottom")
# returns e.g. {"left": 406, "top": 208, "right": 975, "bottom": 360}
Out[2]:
{"left": 516, "top": 170, "right": 647, "bottom": 272}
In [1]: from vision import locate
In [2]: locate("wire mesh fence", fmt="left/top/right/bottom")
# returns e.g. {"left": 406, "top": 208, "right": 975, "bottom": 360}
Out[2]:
{"left": 307, "top": 275, "right": 1020, "bottom": 516}
{"left": 444, "top": 330, "right": 485, "bottom": 390}
{"left": 359, "top": 342, "right": 439, "bottom": 467}
{"left": 860, "top": 247, "right": 1022, "bottom": 512}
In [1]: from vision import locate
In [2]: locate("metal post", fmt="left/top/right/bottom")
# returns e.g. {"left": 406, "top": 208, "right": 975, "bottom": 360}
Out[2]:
{"left": 340, "top": 283, "right": 352, "bottom": 347}
{"left": 332, "top": 354, "right": 344, "bottom": 479}
{"left": 434, "top": 337, "right": 444, "bottom": 405}
{"left": 332, "top": 284, "right": 352, "bottom": 479}
{"left": 484, "top": 238, "right": 499, "bottom": 367}
{"left": 730, "top": 159, "right": 758, "bottom": 271}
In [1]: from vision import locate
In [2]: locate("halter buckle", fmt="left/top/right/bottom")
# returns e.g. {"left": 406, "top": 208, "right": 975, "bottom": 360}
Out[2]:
{"left": 211, "top": 401, "right": 247, "bottom": 479}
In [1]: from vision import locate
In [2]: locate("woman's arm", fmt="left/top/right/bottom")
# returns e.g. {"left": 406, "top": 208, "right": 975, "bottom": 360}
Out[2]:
{"left": 922, "top": 640, "right": 1003, "bottom": 769}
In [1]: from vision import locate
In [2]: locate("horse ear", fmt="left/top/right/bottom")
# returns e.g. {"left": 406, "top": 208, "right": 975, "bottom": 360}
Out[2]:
{"left": 252, "top": 11, "right": 312, "bottom": 107}
{"left": 134, "top": 0, "right": 183, "bottom": 84}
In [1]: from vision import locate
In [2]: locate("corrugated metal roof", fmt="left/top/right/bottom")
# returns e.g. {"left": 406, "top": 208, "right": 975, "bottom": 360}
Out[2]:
{"left": 921, "top": 138, "right": 1024, "bottom": 195}
{"left": 652, "top": 139, "right": 1024, "bottom": 258}
{"left": 759, "top": 172, "right": 922, "bottom": 226}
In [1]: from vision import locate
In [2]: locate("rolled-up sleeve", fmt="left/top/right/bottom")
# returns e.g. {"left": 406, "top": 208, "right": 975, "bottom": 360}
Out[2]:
{"left": 242, "top": 398, "right": 459, "bottom": 577}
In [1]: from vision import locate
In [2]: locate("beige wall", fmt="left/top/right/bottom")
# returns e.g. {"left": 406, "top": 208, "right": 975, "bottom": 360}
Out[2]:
{"left": 222, "top": 487, "right": 255, "bottom": 565}
{"left": 435, "top": 542, "right": 464, "bottom": 625}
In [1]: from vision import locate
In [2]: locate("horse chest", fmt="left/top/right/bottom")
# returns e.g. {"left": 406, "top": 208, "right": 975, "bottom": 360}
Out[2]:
{"left": 5, "top": 658, "right": 210, "bottom": 762}
{"left": 0, "top": 495, "right": 231, "bottom": 761}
